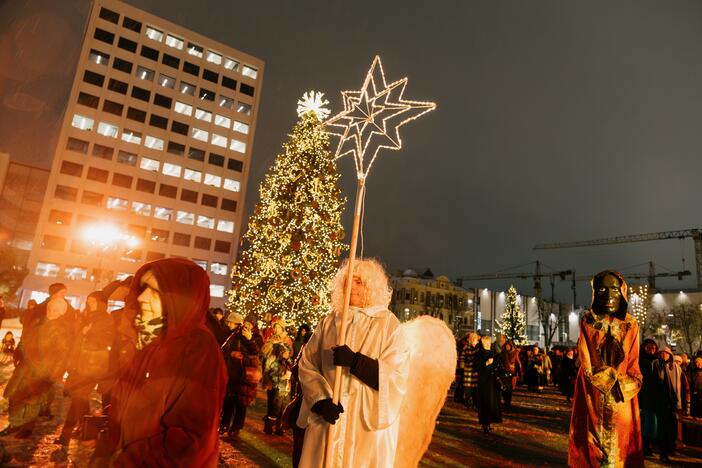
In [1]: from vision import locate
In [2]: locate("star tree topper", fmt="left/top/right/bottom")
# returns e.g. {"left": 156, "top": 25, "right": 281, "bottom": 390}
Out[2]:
{"left": 325, "top": 56, "right": 436, "bottom": 179}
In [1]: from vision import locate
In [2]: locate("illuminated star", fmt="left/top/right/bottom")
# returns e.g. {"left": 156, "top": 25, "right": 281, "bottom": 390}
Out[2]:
{"left": 325, "top": 56, "right": 436, "bottom": 179}
{"left": 297, "top": 90, "right": 331, "bottom": 120}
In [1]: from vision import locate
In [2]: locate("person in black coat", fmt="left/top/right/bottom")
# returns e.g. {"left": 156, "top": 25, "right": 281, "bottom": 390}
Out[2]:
{"left": 475, "top": 335, "right": 502, "bottom": 433}
{"left": 559, "top": 348, "right": 577, "bottom": 403}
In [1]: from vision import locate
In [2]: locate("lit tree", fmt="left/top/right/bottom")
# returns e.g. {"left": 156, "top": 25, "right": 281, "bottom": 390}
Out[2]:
{"left": 226, "top": 92, "right": 346, "bottom": 326}
{"left": 496, "top": 285, "right": 528, "bottom": 344}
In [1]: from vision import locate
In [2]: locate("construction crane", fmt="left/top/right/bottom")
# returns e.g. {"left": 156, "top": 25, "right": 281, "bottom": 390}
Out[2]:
{"left": 571, "top": 262, "right": 691, "bottom": 290}
{"left": 534, "top": 229, "right": 702, "bottom": 289}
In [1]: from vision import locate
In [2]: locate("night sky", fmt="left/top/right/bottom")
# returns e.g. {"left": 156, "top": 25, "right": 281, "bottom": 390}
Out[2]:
{"left": 2, "top": 0, "right": 702, "bottom": 304}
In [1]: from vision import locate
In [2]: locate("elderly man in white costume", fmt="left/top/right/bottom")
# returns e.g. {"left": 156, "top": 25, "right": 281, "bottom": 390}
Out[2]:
{"left": 297, "top": 258, "right": 410, "bottom": 467}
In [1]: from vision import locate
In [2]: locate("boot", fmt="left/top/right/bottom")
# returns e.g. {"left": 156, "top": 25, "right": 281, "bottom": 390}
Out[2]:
{"left": 274, "top": 418, "right": 285, "bottom": 436}
{"left": 263, "top": 416, "right": 276, "bottom": 435}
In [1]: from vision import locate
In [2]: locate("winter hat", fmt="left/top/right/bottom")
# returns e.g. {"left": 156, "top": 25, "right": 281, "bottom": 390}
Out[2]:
{"left": 226, "top": 312, "right": 244, "bottom": 325}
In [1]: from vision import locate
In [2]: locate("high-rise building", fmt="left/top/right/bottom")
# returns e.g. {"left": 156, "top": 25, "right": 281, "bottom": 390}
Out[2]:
{"left": 22, "top": 0, "right": 264, "bottom": 308}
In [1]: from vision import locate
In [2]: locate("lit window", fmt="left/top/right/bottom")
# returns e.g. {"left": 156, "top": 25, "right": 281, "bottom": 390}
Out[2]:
{"left": 107, "top": 197, "right": 128, "bottom": 210}
{"left": 64, "top": 266, "right": 88, "bottom": 280}
{"left": 145, "top": 26, "right": 163, "bottom": 41}
{"left": 121, "top": 129, "right": 142, "bottom": 145}
{"left": 35, "top": 262, "right": 59, "bottom": 278}
{"left": 136, "top": 65, "right": 154, "bottom": 81}
{"left": 233, "top": 121, "right": 249, "bottom": 134}
{"left": 214, "top": 114, "right": 231, "bottom": 128}
{"left": 72, "top": 114, "right": 94, "bottom": 131}
{"left": 217, "top": 220, "right": 234, "bottom": 233}
{"left": 224, "top": 57, "right": 239, "bottom": 71}
{"left": 144, "top": 135, "right": 164, "bottom": 150}
{"left": 195, "top": 108, "right": 212, "bottom": 122}
{"left": 154, "top": 207, "right": 173, "bottom": 221}
{"left": 210, "top": 284, "right": 225, "bottom": 298}
{"left": 88, "top": 49, "right": 109, "bottom": 65}
{"left": 210, "top": 262, "right": 228, "bottom": 275}
{"left": 204, "top": 173, "right": 221, "bottom": 187}
{"left": 242, "top": 65, "right": 258, "bottom": 79}
{"left": 140, "top": 157, "right": 160, "bottom": 172}
{"left": 174, "top": 101, "right": 192, "bottom": 115}
{"left": 206, "top": 50, "right": 222, "bottom": 64}
{"left": 132, "top": 201, "right": 152, "bottom": 216}
{"left": 230, "top": 139, "right": 246, "bottom": 153}
{"left": 97, "top": 122, "right": 119, "bottom": 138}
{"left": 223, "top": 178, "right": 240, "bottom": 192}
{"left": 211, "top": 134, "right": 227, "bottom": 148}
{"left": 165, "top": 34, "right": 184, "bottom": 49}
{"left": 187, "top": 42, "right": 203, "bottom": 57}
{"left": 162, "top": 162, "right": 182, "bottom": 177}
{"left": 193, "top": 259, "right": 207, "bottom": 270}
{"left": 184, "top": 168, "right": 202, "bottom": 183}
{"left": 191, "top": 127, "right": 208, "bottom": 142}
{"left": 176, "top": 210, "right": 195, "bottom": 225}
{"left": 237, "top": 102, "right": 252, "bottom": 115}
{"left": 159, "top": 74, "right": 175, "bottom": 88}
{"left": 219, "top": 96, "right": 234, "bottom": 109}
{"left": 179, "top": 81, "right": 195, "bottom": 96}
{"left": 196, "top": 215, "right": 214, "bottom": 229}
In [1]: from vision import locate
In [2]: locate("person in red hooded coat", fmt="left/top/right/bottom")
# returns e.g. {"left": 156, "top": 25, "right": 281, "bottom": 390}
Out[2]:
{"left": 103, "top": 258, "right": 227, "bottom": 467}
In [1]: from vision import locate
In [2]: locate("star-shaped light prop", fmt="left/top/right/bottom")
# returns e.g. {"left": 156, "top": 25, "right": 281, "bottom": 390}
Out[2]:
{"left": 297, "top": 90, "right": 330, "bottom": 120}
{"left": 325, "top": 56, "right": 436, "bottom": 179}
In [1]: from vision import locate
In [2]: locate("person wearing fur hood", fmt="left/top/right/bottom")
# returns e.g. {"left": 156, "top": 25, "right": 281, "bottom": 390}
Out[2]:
{"left": 296, "top": 258, "right": 410, "bottom": 468}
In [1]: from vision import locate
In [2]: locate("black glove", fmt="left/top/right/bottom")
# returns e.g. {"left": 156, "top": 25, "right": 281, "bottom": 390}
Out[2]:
{"left": 333, "top": 345, "right": 358, "bottom": 368}
{"left": 333, "top": 345, "right": 379, "bottom": 391}
{"left": 311, "top": 398, "right": 344, "bottom": 424}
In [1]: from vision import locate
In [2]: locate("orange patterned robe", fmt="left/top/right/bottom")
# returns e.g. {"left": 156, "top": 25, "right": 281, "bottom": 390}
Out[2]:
{"left": 568, "top": 310, "right": 644, "bottom": 467}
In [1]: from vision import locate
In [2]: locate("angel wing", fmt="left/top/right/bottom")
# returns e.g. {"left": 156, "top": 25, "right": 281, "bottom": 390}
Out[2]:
{"left": 394, "top": 316, "right": 457, "bottom": 468}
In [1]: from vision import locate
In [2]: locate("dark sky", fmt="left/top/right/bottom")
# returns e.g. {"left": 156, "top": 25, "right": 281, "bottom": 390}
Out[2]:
{"left": 2, "top": 0, "right": 702, "bottom": 304}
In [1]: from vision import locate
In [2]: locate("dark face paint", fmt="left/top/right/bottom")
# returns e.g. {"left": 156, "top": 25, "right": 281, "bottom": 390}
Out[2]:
{"left": 594, "top": 274, "right": 621, "bottom": 315}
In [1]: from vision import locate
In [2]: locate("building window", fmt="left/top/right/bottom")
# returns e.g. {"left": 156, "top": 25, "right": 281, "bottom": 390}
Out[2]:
{"left": 222, "top": 76, "right": 237, "bottom": 91}
{"left": 199, "top": 88, "right": 214, "bottom": 101}
{"left": 159, "top": 73, "right": 176, "bottom": 88}
{"left": 173, "top": 232, "right": 191, "bottom": 247}
{"left": 136, "top": 65, "right": 155, "bottom": 81}
{"left": 204, "top": 173, "right": 221, "bottom": 187}
{"left": 214, "top": 114, "right": 231, "bottom": 128}
{"left": 107, "top": 78, "right": 128, "bottom": 94}
{"left": 194, "top": 237, "right": 211, "bottom": 250}
{"left": 107, "top": 196, "right": 128, "bottom": 210}
{"left": 88, "top": 49, "right": 109, "bottom": 65}
{"left": 55, "top": 185, "right": 78, "bottom": 201}
{"left": 217, "top": 220, "right": 234, "bottom": 233}
{"left": 136, "top": 178, "right": 156, "bottom": 193}
{"left": 126, "top": 107, "right": 146, "bottom": 122}
{"left": 179, "top": 81, "right": 195, "bottom": 96}
{"left": 145, "top": 251, "right": 165, "bottom": 262}
{"left": 187, "top": 42, "right": 203, "bottom": 57}
{"left": 140, "top": 45, "right": 159, "bottom": 61}
{"left": 211, "top": 134, "right": 227, "bottom": 148}
{"left": 132, "top": 201, "right": 152, "bottom": 216}
{"left": 208, "top": 153, "right": 225, "bottom": 167}
{"left": 167, "top": 141, "right": 185, "bottom": 156}
{"left": 206, "top": 50, "right": 222, "bottom": 65}
{"left": 210, "top": 285, "right": 225, "bottom": 298}
{"left": 183, "top": 61, "right": 200, "bottom": 76}
{"left": 60, "top": 160, "right": 83, "bottom": 177}
{"left": 180, "top": 188, "right": 198, "bottom": 203}
{"left": 210, "top": 262, "right": 227, "bottom": 275}
{"left": 184, "top": 168, "right": 202, "bottom": 183}
{"left": 81, "top": 191, "right": 104, "bottom": 206}
{"left": 162, "top": 53, "right": 180, "bottom": 69}
{"left": 71, "top": 114, "right": 94, "bottom": 131}
{"left": 218, "top": 95, "right": 234, "bottom": 109}
{"left": 171, "top": 121, "right": 189, "bottom": 136}
{"left": 227, "top": 159, "right": 243, "bottom": 172}
{"left": 97, "top": 122, "right": 119, "bottom": 138}
{"left": 42, "top": 235, "right": 66, "bottom": 251}
{"left": 121, "top": 249, "right": 143, "bottom": 263}
{"left": 99, "top": 7, "right": 119, "bottom": 23}
{"left": 117, "top": 150, "right": 137, "bottom": 166}
{"left": 233, "top": 121, "right": 249, "bottom": 135}
{"left": 188, "top": 147, "right": 205, "bottom": 161}
{"left": 195, "top": 108, "right": 212, "bottom": 122}
{"left": 145, "top": 135, "right": 165, "bottom": 150}
{"left": 112, "top": 172, "right": 132, "bottom": 188}
{"left": 121, "top": 129, "right": 142, "bottom": 145}
{"left": 150, "top": 228, "right": 169, "bottom": 242}
{"left": 237, "top": 101, "right": 252, "bottom": 115}
{"left": 92, "top": 144, "right": 114, "bottom": 160}
{"left": 229, "top": 139, "right": 246, "bottom": 153}
{"left": 86, "top": 167, "right": 109, "bottom": 183}
{"left": 221, "top": 198, "right": 237, "bottom": 212}
{"left": 117, "top": 37, "right": 138, "bottom": 53}
{"left": 176, "top": 210, "right": 194, "bottom": 225}
{"left": 242, "top": 65, "right": 258, "bottom": 79}
{"left": 191, "top": 127, "right": 208, "bottom": 142}
{"left": 94, "top": 28, "right": 115, "bottom": 45}
{"left": 224, "top": 57, "right": 239, "bottom": 71}
{"left": 159, "top": 183, "right": 178, "bottom": 198}
{"left": 145, "top": 26, "right": 163, "bottom": 42}
{"left": 77, "top": 91, "right": 99, "bottom": 109}
{"left": 122, "top": 16, "right": 142, "bottom": 33}
{"left": 153, "top": 94, "right": 172, "bottom": 109}
{"left": 175, "top": 101, "right": 193, "bottom": 116}
{"left": 162, "top": 163, "right": 181, "bottom": 178}
{"left": 165, "top": 34, "right": 184, "bottom": 49}
{"left": 48, "top": 209, "right": 71, "bottom": 226}
{"left": 112, "top": 56, "right": 133, "bottom": 73}
{"left": 223, "top": 178, "right": 240, "bottom": 193}
{"left": 154, "top": 206, "right": 173, "bottom": 221}
{"left": 196, "top": 215, "right": 214, "bottom": 229}
{"left": 102, "top": 99, "right": 124, "bottom": 116}
{"left": 214, "top": 240, "right": 231, "bottom": 254}
{"left": 36, "top": 262, "right": 60, "bottom": 277}
{"left": 240, "top": 83, "right": 255, "bottom": 97}
{"left": 140, "top": 157, "right": 159, "bottom": 172}
{"left": 66, "top": 137, "right": 89, "bottom": 154}
{"left": 201, "top": 194, "right": 218, "bottom": 207}
{"left": 131, "top": 86, "right": 151, "bottom": 102}
{"left": 203, "top": 69, "right": 218, "bottom": 83}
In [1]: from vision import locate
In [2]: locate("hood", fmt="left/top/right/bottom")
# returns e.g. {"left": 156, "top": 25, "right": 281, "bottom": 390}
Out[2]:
{"left": 590, "top": 270, "right": 629, "bottom": 320}
{"left": 127, "top": 258, "right": 210, "bottom": 340}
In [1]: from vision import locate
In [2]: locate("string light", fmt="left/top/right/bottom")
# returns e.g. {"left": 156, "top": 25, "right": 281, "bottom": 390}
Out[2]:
{"left": 495, "top": 285, "right": 528, "bottom": 345}
{"left": 297, "top": 91, "right": 331, "bottom": 120}
{"left": 630, "top": 284, "right": 649, "bottom": 328}
{"left": 325, "top": 56, "right": 436, "bottom": 180}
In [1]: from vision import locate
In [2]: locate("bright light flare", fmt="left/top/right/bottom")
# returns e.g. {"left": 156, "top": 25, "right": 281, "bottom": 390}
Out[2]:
{"left": 82, "top": 223, "right": 140, "bottom": 250}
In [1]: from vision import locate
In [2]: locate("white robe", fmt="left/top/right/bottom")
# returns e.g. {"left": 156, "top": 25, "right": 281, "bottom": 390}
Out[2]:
{"left": 297, "top": 305, "right": 410, "bottom": 468}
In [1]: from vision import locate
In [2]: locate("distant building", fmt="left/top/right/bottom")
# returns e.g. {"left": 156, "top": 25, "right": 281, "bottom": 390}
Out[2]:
{"left": 22, "top": 0, "right": 264, "bottom": 308}
{"left": 389, "top": 268, "right": 475, "bottom": 335}
{"left": 0, "top": 152, "right": 50, "bottom": 269}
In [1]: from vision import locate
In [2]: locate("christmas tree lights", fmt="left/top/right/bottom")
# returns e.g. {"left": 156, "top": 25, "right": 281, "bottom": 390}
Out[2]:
{"left": 496, "top": 285, "right": 528, "bottom": 345}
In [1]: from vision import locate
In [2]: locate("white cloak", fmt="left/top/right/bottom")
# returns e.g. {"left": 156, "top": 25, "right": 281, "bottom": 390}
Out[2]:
{"left": 297, "top": 305, "right": 410, "bottom": 468}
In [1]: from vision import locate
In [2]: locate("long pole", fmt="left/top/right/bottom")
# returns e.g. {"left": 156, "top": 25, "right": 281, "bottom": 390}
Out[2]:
{"left": 323, "top": 177, "right": 366, "bottom": 467}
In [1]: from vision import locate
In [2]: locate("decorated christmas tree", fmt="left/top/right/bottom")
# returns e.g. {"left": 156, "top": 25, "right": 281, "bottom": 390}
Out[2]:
{"left": 496, "top": 285, "right": 528, "bottom": 344}
{"left": 226, "top": 92, "right": 346, "bottom": 326}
